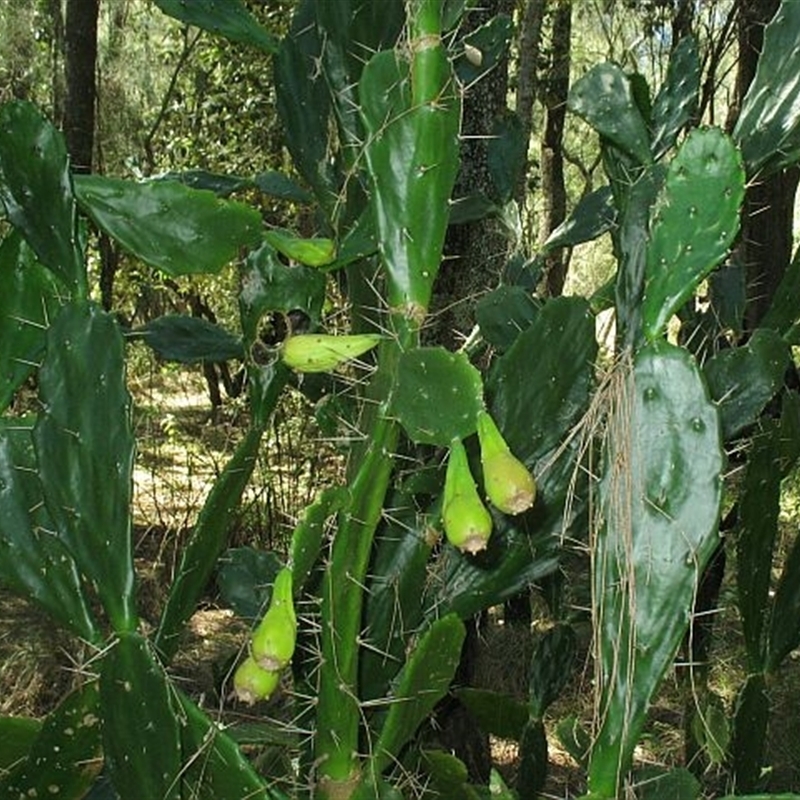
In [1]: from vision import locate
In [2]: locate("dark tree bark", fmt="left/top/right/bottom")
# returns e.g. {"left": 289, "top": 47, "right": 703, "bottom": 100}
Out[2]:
{"left": 514, "top": 0, "right": 545, "bottom": 208}
{"left": 734, "top": 0, "right": 800, "bottom": 331}
{"left": 431, "top": 0, "right": 515, "bottom": 350}
{"left": 64, "top": 0, "right": 100, "bottom": 173}
{"left": 539, "top": 0, "right": 572, "bottom": 298}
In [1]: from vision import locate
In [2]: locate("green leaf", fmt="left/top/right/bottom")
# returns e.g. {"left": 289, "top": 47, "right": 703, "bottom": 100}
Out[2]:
{"left": 0, "top": 417, "right": 100, "bottom": 642}
{"left": 453, "top": 688, "right": 529, "bottom": 741}
{"left": 0, "top": 232, "right": 64, "bottom": 412}
{"left": 568, "top": 64, "right": 652, "bottom": 165}
{"left": 372, "top": 614, "right": 466, "bottom": 772}
{"left": 733, "top": 0, "right": 800, "bottom": 175}
{"left": 589, "top": 344, "right": 723, "bottom": 797}
{"left": 100, "top": 633, "right": 182, "bottom": 800}
{"left": 74, "top": 175, "right": 262, "bottom": 276}
{"left": 651, "top": 36, "right": 700, "bottom": 159}
{"left": 642, "top": 127, "right": 745, "bottom": 341}
{"left": 152, "top": 0, "right": 279, "bottom": 54}
{"left": 34, "top": 302, "right": 137, "bottom": 633}
{"left": 155, "top": 425, "right": 264, "bottom": 662}
{"left": 392, "top": 347, "right": 485, "bottom": 446}
{"left": 1, "top": 682, "right": 102, "bottom": 798}
{"left": 133, "top": 315, "right": 244, "bottom": 363}
{"left": 360, "top": 47, "right": 460, "bottom": 312}
{"left": 217, "top": 546, "right": 282, "bottom": 622}
{"left": 489, "top": 296, "right": 597, "bottom": 464}
{"left": 0, "top": 101, "right": 84, "bottom": 294}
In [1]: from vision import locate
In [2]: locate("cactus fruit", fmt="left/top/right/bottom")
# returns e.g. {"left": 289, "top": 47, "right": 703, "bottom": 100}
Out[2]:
{"left": 251, "top": 567, "right": 296, "bottom": 671}
{"left": 476, "top": 410, "right": 536, "bottom": 514}
{"left": 443, "top": 438, "right": 493, "bottom": 554}
{"left": 233, "top": 656, "right": 281, "bottom": 705}
{"left": 280, "top": 332, "right": 382, "bottom": 373}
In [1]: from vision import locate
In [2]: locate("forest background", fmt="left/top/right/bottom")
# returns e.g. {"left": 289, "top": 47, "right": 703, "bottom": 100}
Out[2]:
{"left": 2, "top": 1, "right": 800, "bottom": 799}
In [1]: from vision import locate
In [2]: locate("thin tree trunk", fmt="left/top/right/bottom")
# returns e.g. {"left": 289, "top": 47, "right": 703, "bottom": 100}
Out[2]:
{"left": 514, "top": 0, "right": 545, "bottom": 209}
{"left": 64, "top": 0, "right": 99, "bottom": 173}
{"left": 539, "top": 0, "right": 572, "bottom": 298}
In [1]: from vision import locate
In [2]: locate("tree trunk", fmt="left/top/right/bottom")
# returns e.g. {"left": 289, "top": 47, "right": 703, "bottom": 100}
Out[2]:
{"left": 734, "top": 0, "right": 799, "bottom": 331}
{"left": 514, "top": 0, "right": 545, "bottom": 210}
{"left": 431, "top": 0, "right": 514, "bottom": 781}
{"left": 432, "top": 0, "right": 515, "bottom": 351}
{"left": 64, "top": 0, "right": 99, "bottom": 173}
{"left": 539, "top": 0, "right": 572, "bottom": 298}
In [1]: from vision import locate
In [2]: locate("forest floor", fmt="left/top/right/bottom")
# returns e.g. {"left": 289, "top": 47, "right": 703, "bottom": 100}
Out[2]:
{"left": 2, "top": 358, "right": 800, "bottom": 797}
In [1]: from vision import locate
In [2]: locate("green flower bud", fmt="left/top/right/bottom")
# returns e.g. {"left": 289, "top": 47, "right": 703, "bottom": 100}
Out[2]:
{"left": 443, "top": 437, "right": 493, "bottom": 554}
{"left": 476, "top": 410, "right": 536, "bottom": 514}
{"left": 280, "top": 333, "right": 382, "bottom": 373}
{"left": 233, "top": 656, "right": 280, "bottom": 705}
{"left": 251, "top": 567, "right": 297, "bottom": 671}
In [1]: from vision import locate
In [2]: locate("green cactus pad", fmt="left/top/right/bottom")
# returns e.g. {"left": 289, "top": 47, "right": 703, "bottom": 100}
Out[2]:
{"left": 590, "top": 343, "right": 723, "bottom": 796}
{"left": 34, "top": 302, "right": 138, "bottom": 633}
{"left": 736, "top": 418, "right": 782, "bottom": 670}
{"left": 360, "top": 47, "right": 461, "bottom": 313}
{"left": 1, "top": 682, "right": 102, "bottom": 799}
{"left": 0, "top": 418, "right": 99, "bottom": 642}
{"left": 489, "top": 296, "right": 597, "bottom": 464}
{"left": 642, "top": 127, "right": 745, "bottom": 341}
{"left": 0, "top": 232, "right": 64, "bottom": 412}
{"left": 100, "top": 632, "right": 182, "bottom": 800}
{"left": 733, "top": 0, "right": 800, "bottom": 176}
{"left": 568, "top": 63, "right": 653, "bottom": 166}
{"left": 153, "top": 0, "right": 278, "bottom": 53}
{"left": 177, "top": 689, "right": 272, "bottom": 798}
{"left": 0, "top": 101, "right": 84, "bottom": 294}
{"left": 704, "top": 328, "right": 790, "bottom": 441}
{"left": 239, "top": 243, "right": 327, "bottom": 346}
{"left": 75, "top": 174, "right": 262, "bottom": 277}
{"left": 391, "top": 347, "right": 484, "bottom": 446}
{"left": 372, "top": 613, "right": 466, "bottom": 773}
{"left": 651, "top": 36, "right": 700, "bottom": 159}
{"left": 135, "top": 314, "right": 245, "bottom": 364}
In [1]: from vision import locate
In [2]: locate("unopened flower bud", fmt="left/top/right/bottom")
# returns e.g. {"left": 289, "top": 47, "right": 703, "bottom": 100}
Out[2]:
{"left": 280, "top": 333, "right": 382, "bottom": 373}
{"left": 251, "top": 567, "right": 297, "bottom": 671}
{"left": 233, "top": 656, "right": 280, "bottom": 704}
{"left": 443, "top": 437, "right": 493, "bottom": 554}
{"left": 477, "top": 410, "right": 536, "bottom": 514}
